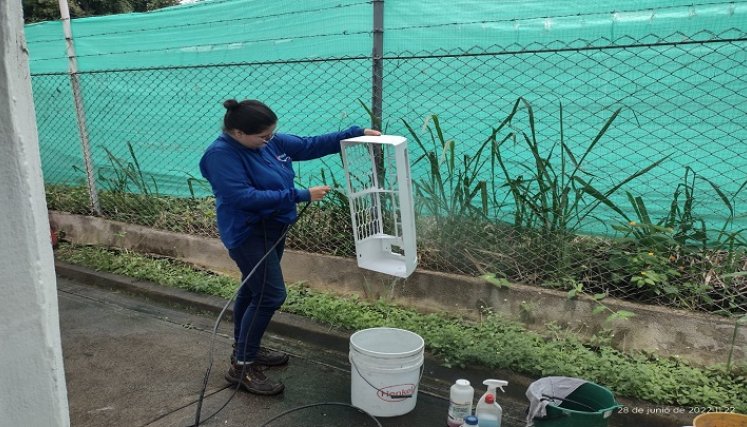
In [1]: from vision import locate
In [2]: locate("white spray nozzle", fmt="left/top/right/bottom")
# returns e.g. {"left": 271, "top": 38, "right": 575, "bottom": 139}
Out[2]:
{"left": 483, "top": 379, "right": 508, "bottom": 394}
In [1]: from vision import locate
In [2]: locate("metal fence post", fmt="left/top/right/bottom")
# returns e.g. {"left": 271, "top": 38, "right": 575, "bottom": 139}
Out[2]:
{"left": 371, "top": 0, "right": 386, "bottom": 188}
{"left": 372, "top": 0, "right": 384, "bottom": 129}
{"left": 58, "top": 0, "right": 101, "bottom": 215}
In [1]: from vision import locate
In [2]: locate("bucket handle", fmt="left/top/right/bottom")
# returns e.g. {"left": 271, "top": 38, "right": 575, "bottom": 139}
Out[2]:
{"left": 540, "top": 394, "right": 597, "bottom": 412}
{"left": 538, "top": 394, "right": 622, "bottom": 418}
{"left": 349, "top": 356, "right": 424, "bottom": 400}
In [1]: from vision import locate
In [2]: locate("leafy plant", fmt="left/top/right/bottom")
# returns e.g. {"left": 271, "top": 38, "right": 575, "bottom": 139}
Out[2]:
{"left": 481, "top": 273, "right": 511, "bottom": 289}
{"left": 566, "top": 281, "right": 636, "bottom": 322}
{"left": 602, "top": 166, "right": 747, "bottom": 308}
{"left": 608, "top": 249, "right": 682, "bottom": 296}
{"left": 604, "top": 193, "right": 682, "bottom": 298}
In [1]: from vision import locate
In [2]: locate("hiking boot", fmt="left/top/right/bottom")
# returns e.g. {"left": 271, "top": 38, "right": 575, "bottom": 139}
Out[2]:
{"left": 225, "top": 362, "right": 285, "bottom": 395}
{"left": 231, "top": 344, "right": 290, "bottom": 367}
{"left": 255, "top": 347, "right": 290, "bottom": 366}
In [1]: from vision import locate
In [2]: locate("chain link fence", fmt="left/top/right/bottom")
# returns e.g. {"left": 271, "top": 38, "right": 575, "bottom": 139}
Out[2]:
{"left": 380, "top": 29, "right": 747, "bottom": 318}
{"left": 37, "top": 29, "right": 746, "bottom": 319}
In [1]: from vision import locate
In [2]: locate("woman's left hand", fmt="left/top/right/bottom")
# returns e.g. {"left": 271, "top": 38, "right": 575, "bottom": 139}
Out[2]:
{"left": 363, "top": 129, "right": 382, "bottom": 136}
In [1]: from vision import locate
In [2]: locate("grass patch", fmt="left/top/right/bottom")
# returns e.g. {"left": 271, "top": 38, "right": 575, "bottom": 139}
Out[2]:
{"left": 46, "top": 184, "right": 218, "bottom": 237}
{"left": 54, "top": 242, "right": 747, "bottom": 412}
{"left": 55, "top": 243, "right": 235, "bottom": 298}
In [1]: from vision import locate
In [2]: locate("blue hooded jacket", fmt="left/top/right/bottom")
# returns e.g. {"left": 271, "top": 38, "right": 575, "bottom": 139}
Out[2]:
{"left": 199, "top": 126, "right": 364, "bottom": 249}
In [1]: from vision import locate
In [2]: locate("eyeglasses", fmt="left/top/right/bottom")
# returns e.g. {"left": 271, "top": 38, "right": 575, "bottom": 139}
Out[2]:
{"left": 257, "top": 131, "right": 277, "bottom": 142}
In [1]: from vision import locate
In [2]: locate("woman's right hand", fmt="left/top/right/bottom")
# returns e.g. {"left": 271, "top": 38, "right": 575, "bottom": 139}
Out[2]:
{"left": 309, "top": 185, "right": 331, "bottom": 201}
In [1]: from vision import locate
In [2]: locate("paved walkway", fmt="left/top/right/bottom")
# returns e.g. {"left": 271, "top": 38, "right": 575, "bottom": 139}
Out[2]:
{"left": 56, "top": 267, "right": 693, "bottom": 427}
{"left": 59, "top": 276, "right": 467, "bottom": 426}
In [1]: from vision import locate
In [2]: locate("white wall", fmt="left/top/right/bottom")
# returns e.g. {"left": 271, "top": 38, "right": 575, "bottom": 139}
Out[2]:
{"left": 0, "top": 2, "right": 70, "bottom": 425}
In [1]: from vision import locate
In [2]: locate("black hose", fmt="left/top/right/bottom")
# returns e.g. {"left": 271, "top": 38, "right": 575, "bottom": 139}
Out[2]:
{"left": 259, "top": 402, "right": 383, "bottom": 427}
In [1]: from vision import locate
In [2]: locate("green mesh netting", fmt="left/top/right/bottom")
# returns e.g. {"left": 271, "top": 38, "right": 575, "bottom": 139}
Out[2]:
{"left": 26, "top": 0, "right": 747, "bottom": 237}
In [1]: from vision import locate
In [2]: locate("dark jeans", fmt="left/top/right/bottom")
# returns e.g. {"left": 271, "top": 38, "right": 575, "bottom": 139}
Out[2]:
{"left": 228, "top": 222, "right": 287, "bottom": 363}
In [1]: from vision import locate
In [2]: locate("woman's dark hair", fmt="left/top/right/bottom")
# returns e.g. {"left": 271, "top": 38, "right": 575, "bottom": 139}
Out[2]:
{"left": 222, "top": 99, "right": 277, "bottom": 134}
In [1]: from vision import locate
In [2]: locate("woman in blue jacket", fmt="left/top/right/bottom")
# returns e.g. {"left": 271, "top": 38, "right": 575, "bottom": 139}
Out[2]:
{"left": 199, "top": 99, "right": 380, "bottom": 395}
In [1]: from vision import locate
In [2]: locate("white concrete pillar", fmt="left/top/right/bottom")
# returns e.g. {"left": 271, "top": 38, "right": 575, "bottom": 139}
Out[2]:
{"left": 0, "top": 2, "right": 70, "bottom": 426}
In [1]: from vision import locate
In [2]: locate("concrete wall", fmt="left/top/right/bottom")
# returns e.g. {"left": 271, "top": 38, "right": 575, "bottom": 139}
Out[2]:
{"left": 50, "top": 212, "right": 746, "bottom": 367}
{"left": 0, "top": 3, "right": 70, "bottom": 425}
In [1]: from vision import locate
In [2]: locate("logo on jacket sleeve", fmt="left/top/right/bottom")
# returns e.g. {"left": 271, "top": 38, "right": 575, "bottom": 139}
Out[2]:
{"left": 276, "top": 153, "right": 290, "bottom": 162}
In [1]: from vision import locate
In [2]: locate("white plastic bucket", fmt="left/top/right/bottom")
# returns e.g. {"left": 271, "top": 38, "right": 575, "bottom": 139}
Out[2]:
{"left": 349, "top": 327, "right": 425, "bottom": 417}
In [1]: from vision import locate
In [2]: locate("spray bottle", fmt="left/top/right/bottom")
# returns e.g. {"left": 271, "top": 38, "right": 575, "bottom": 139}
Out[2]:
{"left": 447, "top": 379, "right": 474, "bottom": 427}
{"left": 475, "top": 379, "right": 508, "bottom": 427}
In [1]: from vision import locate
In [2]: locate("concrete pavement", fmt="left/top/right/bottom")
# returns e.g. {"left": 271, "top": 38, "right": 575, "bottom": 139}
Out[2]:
{"left": 58, "top": 276, "right": 474, "bottom": 427}
{"left": 56, "top": 263, "right": 694, "bottom": 427}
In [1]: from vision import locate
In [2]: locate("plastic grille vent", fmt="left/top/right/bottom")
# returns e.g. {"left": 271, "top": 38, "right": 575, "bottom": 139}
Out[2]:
{"left": 341, "top": 135, "right": 417, "bottom": 278}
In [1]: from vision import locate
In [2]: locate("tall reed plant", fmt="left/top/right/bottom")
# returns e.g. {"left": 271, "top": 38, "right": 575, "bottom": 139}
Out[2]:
{"left": 493, "top": 97, "right": 667, "bottom": 235}
{"left": 100, "top": 141, "right": 159, "bottom": 196}
{"left": 491, "top": 98, "right": 667, "bottom": 279}
{"left": 402, "top": 115, "right": 491, "bottom": 220}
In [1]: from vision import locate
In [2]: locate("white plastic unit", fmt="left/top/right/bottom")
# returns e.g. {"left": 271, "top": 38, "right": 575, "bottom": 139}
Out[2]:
{"left": 340, "top": 135, "right": 417, "bottom": 278}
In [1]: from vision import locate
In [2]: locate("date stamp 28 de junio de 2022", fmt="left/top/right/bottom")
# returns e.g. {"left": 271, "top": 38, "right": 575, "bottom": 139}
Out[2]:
{"left": 617, "top": 405, "right": 737, "bottom": 416}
